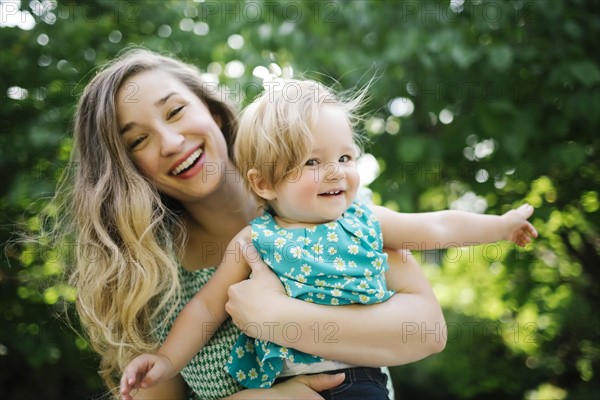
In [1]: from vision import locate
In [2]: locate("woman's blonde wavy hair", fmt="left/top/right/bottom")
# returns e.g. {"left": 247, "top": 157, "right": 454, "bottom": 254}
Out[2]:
{"left": 49, "top": 48, "right": 237, "bottom": 394}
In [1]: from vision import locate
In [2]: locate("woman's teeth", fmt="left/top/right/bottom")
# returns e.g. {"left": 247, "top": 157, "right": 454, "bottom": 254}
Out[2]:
{"left": 322, "top": 190, "right": 342, "bottom": 195}
{"left": 172, "top": 148, "right": 203, "bottom": 175}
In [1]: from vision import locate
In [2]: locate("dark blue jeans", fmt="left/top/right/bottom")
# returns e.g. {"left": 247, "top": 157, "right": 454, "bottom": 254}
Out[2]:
{"left": 277, "top": 367, "right": 390, "bottom": 400}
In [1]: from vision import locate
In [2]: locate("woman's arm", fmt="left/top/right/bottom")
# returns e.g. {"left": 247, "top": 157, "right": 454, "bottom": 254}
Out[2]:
{"left": 130, "top": 367, "right": 344, "bottom": 400}
{"left": 226, "top": 373, "right": 345, "bottom": 399}
{"left": 372, "top": 203, "right": 538, "bottom": 250}
{"left": 226, "top": 247, "right": 445, "bottom": 367}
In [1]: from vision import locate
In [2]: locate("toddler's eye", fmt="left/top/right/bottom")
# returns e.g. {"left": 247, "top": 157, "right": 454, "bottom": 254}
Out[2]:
{"left": 305, "top": 159, "right": 319, "bottom": 166}
{"left": 339, "top": 155, "right": 352, "bottom": 162}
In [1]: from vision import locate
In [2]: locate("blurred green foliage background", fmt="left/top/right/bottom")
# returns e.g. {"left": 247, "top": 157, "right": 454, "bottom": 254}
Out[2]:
{"left": 1, "top": 0, "right": 599, "bottom": 399}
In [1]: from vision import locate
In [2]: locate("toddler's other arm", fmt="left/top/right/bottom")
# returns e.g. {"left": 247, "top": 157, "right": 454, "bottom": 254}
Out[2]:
{"left": 120, "top": 228, "right": 252, "bottom": 399}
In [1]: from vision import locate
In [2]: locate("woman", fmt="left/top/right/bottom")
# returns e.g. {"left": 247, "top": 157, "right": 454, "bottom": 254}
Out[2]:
{"left": 58, "top": 48, "right": 445, "bottom": 398}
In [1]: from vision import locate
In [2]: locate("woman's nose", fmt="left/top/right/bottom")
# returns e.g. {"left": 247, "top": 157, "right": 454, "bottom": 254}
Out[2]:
{"left": 159, "top": 128, "right": 184, "bottom": 156}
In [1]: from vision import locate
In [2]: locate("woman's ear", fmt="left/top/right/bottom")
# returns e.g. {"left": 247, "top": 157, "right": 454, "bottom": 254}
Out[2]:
{"left": 247, "top": 169, "right": 276, "bottom": 201}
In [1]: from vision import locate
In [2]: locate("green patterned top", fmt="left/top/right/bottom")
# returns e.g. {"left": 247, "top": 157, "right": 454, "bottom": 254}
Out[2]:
{"left": 158, "top": 266, "right": 243, "bottom": 399}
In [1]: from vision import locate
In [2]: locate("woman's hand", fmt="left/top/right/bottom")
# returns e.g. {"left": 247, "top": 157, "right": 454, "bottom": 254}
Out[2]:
{"left": 226, "top": 372, "right": 345, "bottom": 399}
{"left": 225, "top": 240, "right": 288, "bottom": 334}
{"left": 229, "top": 248, "right": 445, "bottom": 366}
{"left": 227, "top": 242, "right": 445, "bottom": 367}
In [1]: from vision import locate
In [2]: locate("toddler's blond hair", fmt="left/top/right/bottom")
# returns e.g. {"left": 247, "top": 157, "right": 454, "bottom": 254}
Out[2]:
{"left": 234, "top": 79, "right": 366, "bottom": 206}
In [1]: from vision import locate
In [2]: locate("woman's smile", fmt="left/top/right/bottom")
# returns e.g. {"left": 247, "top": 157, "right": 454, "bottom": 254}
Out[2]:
{"left": 170, "top": 146, "right": 204, "bottom": 177}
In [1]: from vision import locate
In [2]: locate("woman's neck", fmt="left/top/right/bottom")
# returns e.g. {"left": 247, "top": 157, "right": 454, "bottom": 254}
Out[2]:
{"left": 179, "top": 176, "right": 259, "bottom": 270}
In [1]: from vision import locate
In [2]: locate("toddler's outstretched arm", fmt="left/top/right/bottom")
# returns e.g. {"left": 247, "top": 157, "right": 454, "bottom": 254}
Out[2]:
{"left": 373, "top": 203, "right": 538, "bottom": 251}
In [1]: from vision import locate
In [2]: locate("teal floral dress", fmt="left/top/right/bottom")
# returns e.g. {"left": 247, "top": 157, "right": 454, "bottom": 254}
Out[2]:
{"left": 224, "top": 201, "right": 395, "bottom": 388}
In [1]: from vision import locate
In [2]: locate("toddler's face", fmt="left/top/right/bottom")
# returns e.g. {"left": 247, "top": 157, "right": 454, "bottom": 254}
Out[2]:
{"left": 270, "top": 105, "right": 360, "bottom": 225}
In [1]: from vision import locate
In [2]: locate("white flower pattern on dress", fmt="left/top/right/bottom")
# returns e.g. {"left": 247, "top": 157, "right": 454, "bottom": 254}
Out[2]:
{"left": 225, "top": 201, "right": 395, "bottom": 389}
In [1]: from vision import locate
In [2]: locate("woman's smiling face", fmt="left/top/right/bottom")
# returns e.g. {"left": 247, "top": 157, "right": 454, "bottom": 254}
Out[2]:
{"left": 116, "top": 69, "right": 232, "bottom": 203}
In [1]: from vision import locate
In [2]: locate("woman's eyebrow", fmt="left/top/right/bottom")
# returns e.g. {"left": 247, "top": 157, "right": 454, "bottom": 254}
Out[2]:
{"left": 154, "top": 92, "right": 178, "bottom": 107}
{"left": 120, "top": 92, "right": 180, "bottom": 134}
{"left": 120, "top": 122, "right": 136, "bottom": 135}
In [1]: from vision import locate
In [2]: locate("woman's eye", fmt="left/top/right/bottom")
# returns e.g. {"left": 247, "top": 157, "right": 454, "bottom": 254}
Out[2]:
{"left": 129, "top": 135, "right": 146, "bottom": 150}
{"left": 167, "top": 104, "right": 185, "bottom": 119}
{"left": 339, "top": 155, "right": 352, "bottom": 162}
{"left": 305, "top": 159, "right": 319, "bottom": 166}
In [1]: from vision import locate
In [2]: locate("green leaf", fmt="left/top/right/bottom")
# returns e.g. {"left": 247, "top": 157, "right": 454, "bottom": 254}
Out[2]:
{"left": 559, "top": 142, "right": 587, "bottom": 170}
{"left": 488, "top": 45, "right": 513, "bottom": 72}
{"left": 397, "top": 135, "right": 426, "bottom": 163}
{"left": 569, "top": 61, "right": 600, "bottom": 87}
{"left": 451, "top": 45, "right": 482, "bottom": 69}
